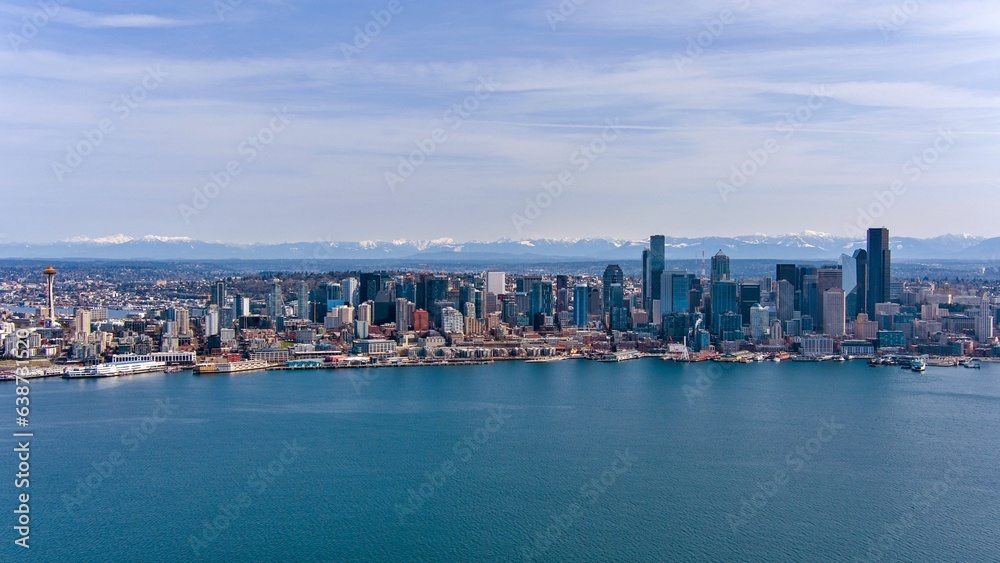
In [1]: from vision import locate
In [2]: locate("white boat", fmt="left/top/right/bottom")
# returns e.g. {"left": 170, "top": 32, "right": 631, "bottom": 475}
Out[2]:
{"left": 526, "top": 356, "right": 568, "bottom": 363}
{"left": 64, "top": 360, "right": 167, "bottom": 379}
{"left": 910, "top": 359, "right": 927, "bottom": 372}
{"left": 194, "top": 359, "right": 273, "bottom": 374}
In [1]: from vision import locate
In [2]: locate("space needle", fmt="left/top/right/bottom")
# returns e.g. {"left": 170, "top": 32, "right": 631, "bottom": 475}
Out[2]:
{"left": 43, "top": 265, "right": 57, "bottom": 322}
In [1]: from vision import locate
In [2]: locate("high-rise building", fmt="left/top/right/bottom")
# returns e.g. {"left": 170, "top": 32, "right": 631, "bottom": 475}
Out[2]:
{"left": 739, "top": 283, "right": 762, "bottom": 324}
{"left": 814, "top": 267, "right": 843, "bottom": 328}
{"left": 602, "top": 265, "right": 624, "bottom": 310}
{"left": 360, "top": 272, "right": 385, "bottom": 304}
{"left": 485, "top": 271, "right": 506, "bottom": 295}
{"left": 777, "top": 280, "right": 795, "bottom": 322}
{"left": 556, "top": 275, "right": 570, "bottom": 313}
{"left": 641, "top": 249, "right": 649, "bottom": 311}
{"left": 234, "top": 295, "right": 250, "bottom": 318}
{"left": 867, "top": 228, "right": 891, "bottom": 313}
{"left": 711, "top": 280, "right": 738, "bottom": 334}
{"left": 210, "top": 280, "right": 227, "bottom": 308}
{"left": 74, "top": 308, "right": 92, "bottom": 336}
{"left": 440, "top": 307, "right": 464, "bottom": 334}
{"left": 646, "top": 236, "right": 665, "bottom": 312}
{"left": 823, "top": 289, "right": 847, "bottom": 336}
{"left": 711, "top": 250, "right": 730, "bottom": 285}
{"left": 268, "top": 279, "right": 284, "bottom": 320}
{"left": 662, "top": 270, "right": 693, "bottom": 315}
{"left": 573, "top": 284, "right": 589, "bottom": 327}
{"left": 976, "top": 295, "right": 994, "bottom": 344}
{"left": 531, "top": 280, "right": 554, "bottom": 320}
{"left": 395, "top": 298, "right": 414, "bottom": 331}
{"left": 750, "top": 304, "right": 770, "bottom": 341}
{"left": 776, "top": 264, "right": 796, "bottom": 285}
{"left": 341, "top": 278, "right": 360, "bottom": 307}
{"left": 298, "top": 281, "right": 310, "bottom": 320}
{"left": 205, "top": 306, "right": 220, "bottom": 336}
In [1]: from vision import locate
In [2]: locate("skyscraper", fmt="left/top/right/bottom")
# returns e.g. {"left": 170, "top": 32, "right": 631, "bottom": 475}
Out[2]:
{"left": 602, "top": 265, "right": 624, "bottom": 310}
{"left": 298, "top": 281, "right": 310, "bottom": 320}
{"left": 646, "top": 235, "right": 665, "bottom": 312}
{"left": 976, "top": 295, "right": 994, "bottom": 344}
{"left": 556, "top": 275, "right": 570, "bottom": 313}
{"left": 360, "top": 272, "right": 384, "bottom": 304}
{"left": 823, "top": 288, "right": 846, "bottom": 336}
{"left": 662, "top": 269, "right": 693, "bottom": 315}
{"left": 485, "top": 271, "right": 506, "bottom": 295}
{"left": 711, "top": 280, "right": 738, "bottom": 334}
{"left": 573, "top": 283, "right": 589, "bottom": 327}
{"left": 867, "top": 228, "right": 891, "bottom": 314}
{"left": 711, "top": 250, "right": 730, "bottom": 285}
{"left": 777, "top": 280, "right": 795, "bottom": 322}
{"left": 776, "top": 264, "right": 796, "bottom": 285}
{"left": 268, "top": 279, "right": 283, "bottom": 320}
{"left": 852, "top": 249, "right": 867, "bottom": 316}
{"left": 210, "top": 280, "right": 227, "bottom": 308}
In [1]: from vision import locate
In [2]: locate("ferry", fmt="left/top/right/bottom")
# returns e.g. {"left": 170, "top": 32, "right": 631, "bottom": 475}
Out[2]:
{"left": 598, "top": 351, "right": 643, "bottom": 362}
{"left": 1, "top": 366, "right": 66, "bottom": 380}
{"left": 194, "top": 359, "right": 273, "bottom": 374}
{"left": 64, "top": 360, "right": 166, "bottom": 379}
{"left": 526, "top": 356, "right": 568, "bottom": 364}
{"left": 910, "top": 358, "right": 927, "bottom": 372}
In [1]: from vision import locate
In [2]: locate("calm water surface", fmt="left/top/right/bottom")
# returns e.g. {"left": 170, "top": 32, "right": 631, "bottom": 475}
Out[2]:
{"left": 1, "top": 359, "right": 998, "bottom": 562}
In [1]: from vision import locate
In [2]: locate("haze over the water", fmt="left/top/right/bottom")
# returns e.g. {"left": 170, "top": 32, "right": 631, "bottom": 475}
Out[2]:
{"left": 2, "top": 0, "right": 998, "bottom": 243}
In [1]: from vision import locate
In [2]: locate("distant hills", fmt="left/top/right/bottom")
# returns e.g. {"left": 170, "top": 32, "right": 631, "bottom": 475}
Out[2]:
{"left": 0, "top": 233, "right": 997, "bottom": 262}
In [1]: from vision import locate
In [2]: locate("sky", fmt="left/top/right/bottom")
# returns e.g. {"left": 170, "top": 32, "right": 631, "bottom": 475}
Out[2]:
{"left": 1, "top": 0, "right": 998, "bottom": 244}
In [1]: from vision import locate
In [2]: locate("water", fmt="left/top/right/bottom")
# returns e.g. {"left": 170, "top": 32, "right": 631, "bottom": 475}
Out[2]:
{"left": 1, "top": 360, "right": 998, "bottom": 562}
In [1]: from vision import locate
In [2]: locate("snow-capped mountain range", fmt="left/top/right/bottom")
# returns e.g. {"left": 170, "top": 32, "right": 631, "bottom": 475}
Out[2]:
{"left": 0, "top": 233, "right": 996, "bottom": 261}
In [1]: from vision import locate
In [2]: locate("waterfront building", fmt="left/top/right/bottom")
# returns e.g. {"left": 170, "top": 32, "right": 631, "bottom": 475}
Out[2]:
{"left": 823, "top": 288, "right": 847, "bottom": 336}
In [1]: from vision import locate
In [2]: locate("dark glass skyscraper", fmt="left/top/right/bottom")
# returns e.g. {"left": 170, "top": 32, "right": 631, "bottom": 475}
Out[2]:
{"left": 573, "top": 284, "right": 589, "bottom": 327}
{"left": 852, "top": 249, "right": 868, "bottom": 316}
{"left": 602, "top": 265, "right": 624, "bottom": 309}
{"left": 867, "top": 228, "right": 890, "bottom": 313}
{"left": 360, "top": 272, "right": 385, "bottom": 304}
{"left": 646, "top": 236, "right": 665, "bottom": 312}
{"left": 711, "top": 250, "right": 730, "bottom": 285}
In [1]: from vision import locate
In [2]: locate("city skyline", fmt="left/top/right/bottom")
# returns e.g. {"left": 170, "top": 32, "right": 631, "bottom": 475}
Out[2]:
{"left": 2, "top": 1, "right": 999, "bottom": 243}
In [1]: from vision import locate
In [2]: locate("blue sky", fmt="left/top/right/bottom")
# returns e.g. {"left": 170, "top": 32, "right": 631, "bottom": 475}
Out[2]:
{"left": 1, "top": 0, "right": 998, "bottom": 244}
